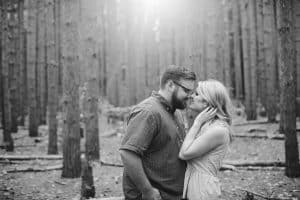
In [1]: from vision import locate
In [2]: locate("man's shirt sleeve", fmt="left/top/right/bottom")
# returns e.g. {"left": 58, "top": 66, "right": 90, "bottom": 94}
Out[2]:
{"left": 120, "top": 109, "right": 158, "bottom": 156}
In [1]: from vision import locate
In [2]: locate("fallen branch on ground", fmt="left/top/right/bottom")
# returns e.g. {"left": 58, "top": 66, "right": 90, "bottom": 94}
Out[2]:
{"left": 54, "top": 180, "right": 67, "bottom": 185}
{"left": 6, "top": 165, "right": 62, "bottom": 173}
{"left": 233, "top": 133, "right": 284, "bottom": 140}
{"left": 100, "top": 161, "right": 123, "bottom": 167}
{"left": 237, "top": 187, "right": 290, "bottom": 200}
{"left": 224, "top": 160, "right": 285, "bottom": 167}
{"left": 0, "top": 155, "right": 62, "bottom": 161}
{"left": 0, "top": 144, "right": 37, "bottom": 148}
{"left": 237, "top": 166, "right": 285, "bottom": 171}
{"left": 233, "top": 120, "right": 272, "bottom": 126}
{"left": 0, "top": 155, "right": 286, "bottom": 167}
{"left": 0, "top": 160, "right": 23, "bottom": 165}
{"left": 220, "top": 164, "right": 236, "bottom": 171}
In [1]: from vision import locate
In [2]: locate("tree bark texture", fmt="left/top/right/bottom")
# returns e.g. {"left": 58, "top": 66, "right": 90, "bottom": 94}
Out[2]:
{"left": 277, "top": 0, "right": 300, "bottom": 177}
{"left": 80, "top": 0, "right": 100, "bottom": 161}
{"left": 263, "top": 0, "right": 278, "bottom": 122}
{"left": 61, "top": 0, "right": 81, "bottom": 178}
{"left": 1, "top": 0, "right": 14, "bottom": 151}
{"left": 27, "top": 0, "right": 38, "bottom": 137}
{"left": 47, "top": 0, "right": 58, "bottom": 155}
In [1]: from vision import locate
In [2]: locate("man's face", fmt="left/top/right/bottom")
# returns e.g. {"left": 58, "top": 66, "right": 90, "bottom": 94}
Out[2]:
{"left": 171, "top": 79, "right": 195, "bottom": 109}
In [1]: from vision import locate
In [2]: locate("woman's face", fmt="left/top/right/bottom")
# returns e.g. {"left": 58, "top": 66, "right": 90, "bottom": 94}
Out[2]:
{"left": 188, "top": 91, "right": 209, "bottom": 112}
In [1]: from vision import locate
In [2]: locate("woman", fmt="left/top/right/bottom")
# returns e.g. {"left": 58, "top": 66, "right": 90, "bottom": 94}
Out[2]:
{"left": 179, "top": 79, "right": 233, "bottom": 200}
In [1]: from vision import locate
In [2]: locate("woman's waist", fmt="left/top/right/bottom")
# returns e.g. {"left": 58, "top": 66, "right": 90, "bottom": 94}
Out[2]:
{"left": 186, "top": 162, "right": 218, "bottom": 177}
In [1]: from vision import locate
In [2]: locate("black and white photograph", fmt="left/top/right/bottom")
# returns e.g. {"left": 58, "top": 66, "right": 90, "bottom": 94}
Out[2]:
{"left": 0, "top": 0, "right": 300, "bottom": 199}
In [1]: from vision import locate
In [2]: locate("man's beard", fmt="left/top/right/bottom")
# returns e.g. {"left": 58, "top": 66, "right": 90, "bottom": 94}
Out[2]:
{"left": 171, "top": 89, "right": 188, "bottom": 110}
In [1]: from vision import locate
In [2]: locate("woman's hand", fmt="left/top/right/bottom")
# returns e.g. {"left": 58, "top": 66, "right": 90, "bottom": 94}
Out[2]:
{"left": 193, "top": 107, "right": 217, "bottom": 128}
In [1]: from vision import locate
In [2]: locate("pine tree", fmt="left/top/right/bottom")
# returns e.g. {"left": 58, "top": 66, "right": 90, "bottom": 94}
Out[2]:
{"left": 47, "top": 0, "right": 58, "bottom": 155}
{"left": 81, "top": 0, "right": 100, "bottom": 160}
{"left": 61, "top": 0, "right": 81, "bottom": 178}
{"left": 277, "top": 0, "right": 300, "bottom": 178}
{"left": 27, "top": 0, "right": 38, "bottom": 137}
{"left": 1, "top": 0, "right": 14, "bottom": 151}
{"left": 263, "top": 0, "right": 278, "bottom": 122}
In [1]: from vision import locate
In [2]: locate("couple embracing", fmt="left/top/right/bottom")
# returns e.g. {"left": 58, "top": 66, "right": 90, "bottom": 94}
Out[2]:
{"left": 120, "top": 66, "right": 232, "bottom": 200}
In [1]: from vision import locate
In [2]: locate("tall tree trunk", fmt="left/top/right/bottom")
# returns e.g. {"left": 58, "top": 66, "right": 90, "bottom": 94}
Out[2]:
{"left": 1, "top": 0, "right": 14, "bottom": 151}
{"left": 277, "top": 0, "right": 300, "bottom": 178}
{"left": 0, "top": 1, "right": 3, "bottom": 126}
{"left": 256, "top": 0, "right": 266, "bottom": 108}
{"left": 61, "top": 0, "right": 81, "bottom": 178}
{"left": 241, "top": 0, "right": 256, "bottom": 120}
{"left": 47, "top": 0, "right": 58, "bottom": 155}
{"left": 81, "top": 0, "right": 100, "bottom": 160}
{"left": 249, "top": 0, "right": 258, "bottom": 119}
{"left": 263, "top": 0, "right": 278, "bottom": 122}
{"left": 98, "top": 0, "right": 107, "bottom": 97}
{"left": 0, "top": 0, "right": 3, "bottom": 125}
{"left": 36, "top": 0, "right": 46, "bottom": 125}
{"left": 206, "top": 0, "right": 218, "bottom": 79}
{"left": 27, "top": 0, "right": 38, "bottom": 137}
{"left": 18, "top": 0, "right": 26, "bottom": 126}
{"left": 222, "top": 0, "right": 232, "bottom": 91}
{"left": 293, "top": 0, "right": 300, "bottom": 98}
{"left": 233, "top": 0, "right": 244, "bottom": 100}
{"left": 9, "top": 0, "right": 19, "bottom": 133}
{"left": 233, "top": 1, "right": 244, "bottom": 100}
{"left": 54, "top": 0, "right": 62, "bottom": 99}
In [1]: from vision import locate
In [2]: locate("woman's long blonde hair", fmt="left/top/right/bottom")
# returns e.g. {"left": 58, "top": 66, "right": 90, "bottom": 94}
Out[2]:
{"left": 197, "top": 79, "right": 233, "bottom": 126}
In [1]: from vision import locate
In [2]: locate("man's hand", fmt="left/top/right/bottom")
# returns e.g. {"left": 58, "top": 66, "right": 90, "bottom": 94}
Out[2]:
{"left": 142, "top": 188, "right": 162, "bottom": 200}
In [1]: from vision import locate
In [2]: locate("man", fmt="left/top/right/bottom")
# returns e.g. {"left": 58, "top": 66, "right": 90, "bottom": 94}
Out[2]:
{"left": 120, "top": 66, "right": 196, "bottom": 200}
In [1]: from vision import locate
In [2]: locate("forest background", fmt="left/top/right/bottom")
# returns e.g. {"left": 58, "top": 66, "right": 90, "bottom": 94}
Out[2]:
{"left": 1, "top": 0, "right": 300, "bottom": 199}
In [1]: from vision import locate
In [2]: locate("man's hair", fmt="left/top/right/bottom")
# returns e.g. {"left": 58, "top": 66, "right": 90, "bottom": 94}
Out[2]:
{"left": 160, "top": 65, "right": 196, "bottom": 89}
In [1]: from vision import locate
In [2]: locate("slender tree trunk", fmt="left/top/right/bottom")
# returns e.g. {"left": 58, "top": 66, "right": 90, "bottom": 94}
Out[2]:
{"left": 36, "top": 0, "right": 46, "bottom": 125}
{"left": 53, "top": 0, "right": 62, "bottom": 99}
{"left": 222, "top": 0, "right": 232, "bottom": 90}
{"left": 9, "top": 0, "right": 19, "bottom": 133}
{"left": 293, "top": 0, "right": 300, "bottom": 98}
{"left": 18, "top": 0, "right": 26, "bottom": 126}
{"left": 277, "top": 0, "right": 300, "bottom": 178}
{"left": 256, "top": 0, "right": 266, "bottom": 108}
{"left": 80, "top": 0, "right": 100, "bottom": 160}
{"left": 263, "top": 0, "right": 278, "bottom": 122}
{"left": 61, "top": 0, "right": 81, "bottom": 178}
{"left": 249, "top": 0, "right": 258, "bottom": 119}
{"left": 27, "top": 0, "right": 38, "bottom": 137}
{"left": 80, "top": 153, "right": 95, "bottom": 199}
{"left": 206, "top": 0, "right": 218, "bottom": 79}
{"left": 241, "top": 0, "right": 256, "bottom": 120}
{"left": 1, "top": 0, "right": 14, "bottom": 151}
{"left": 233, "top": 0, "right": 244, "bottom": 100}
{"left": 98, "top": 0, "right": 107, "bottom": 97}
{"left": 0, "top": 0, "right": 3, "bottom": 125}
{"left": 47, "top": 0, "right": 58, "bottom": 155}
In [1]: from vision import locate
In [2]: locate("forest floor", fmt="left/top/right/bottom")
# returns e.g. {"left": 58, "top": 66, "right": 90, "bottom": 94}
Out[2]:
{"left": 0, "top": 113, "right": 300, "bottom": 200}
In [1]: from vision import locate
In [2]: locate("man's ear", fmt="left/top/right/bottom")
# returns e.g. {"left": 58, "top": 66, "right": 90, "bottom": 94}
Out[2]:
{"left": 166, "top": 80, "right": 175, "bottom": 92}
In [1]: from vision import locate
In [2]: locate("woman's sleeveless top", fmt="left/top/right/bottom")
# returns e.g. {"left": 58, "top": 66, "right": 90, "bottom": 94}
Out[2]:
{"left": 182, "top": 120, "right": 231, "bottom": 200}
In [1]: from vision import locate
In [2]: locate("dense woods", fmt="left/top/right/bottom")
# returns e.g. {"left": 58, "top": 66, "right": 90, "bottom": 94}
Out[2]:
{"left": 0, "top": 0, "right": 300, "bottom": 185}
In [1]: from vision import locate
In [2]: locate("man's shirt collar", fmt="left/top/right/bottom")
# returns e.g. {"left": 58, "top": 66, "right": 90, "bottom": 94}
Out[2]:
{"left": 151, "top": 91, "right": 175, "bottom": 114}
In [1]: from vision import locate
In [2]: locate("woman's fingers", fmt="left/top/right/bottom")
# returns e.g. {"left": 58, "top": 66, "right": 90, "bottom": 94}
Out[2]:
{"left": 207, "top": 107, "right": 217, "bottom": 117}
